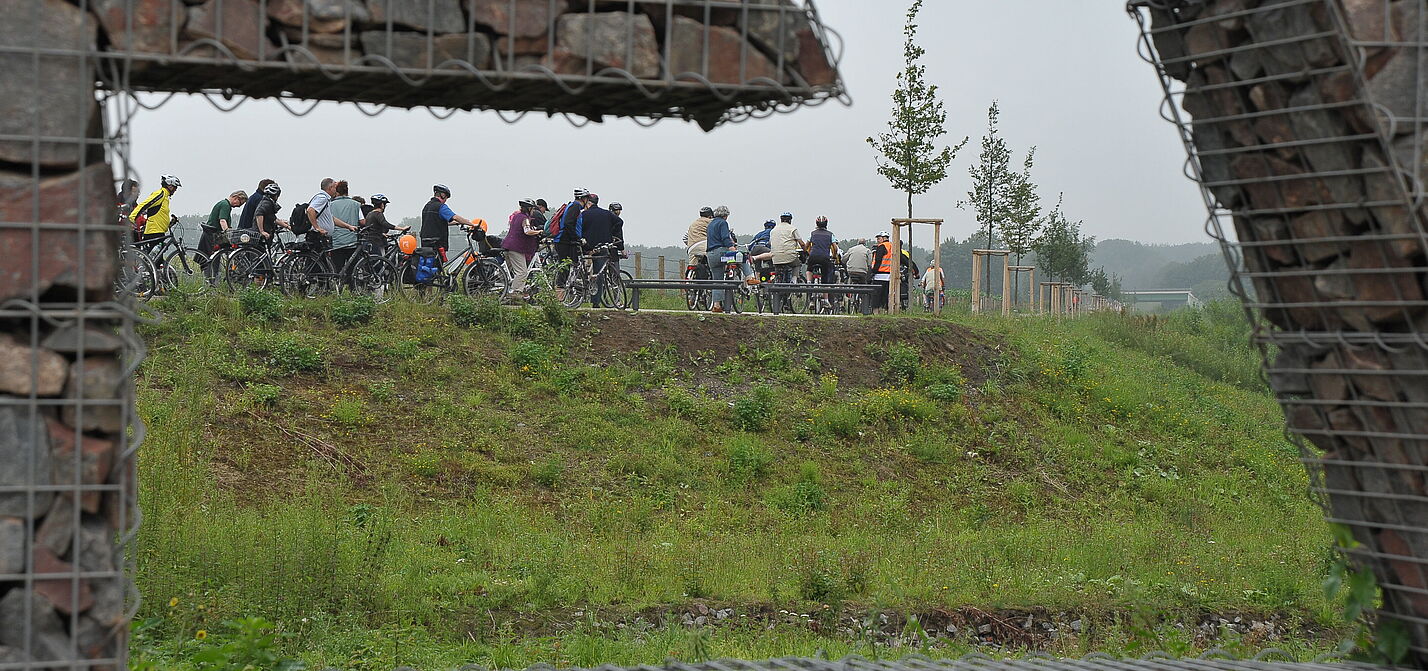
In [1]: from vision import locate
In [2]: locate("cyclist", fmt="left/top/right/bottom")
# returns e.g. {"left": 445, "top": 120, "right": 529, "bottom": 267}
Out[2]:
{"left": 355, "top": 195, "right": 372, "bottom": 218}
{"left": 747, "top": 219, "right": 776, "bottom": 278}
{"left": 305, "top": 178, "right": 340, "bottom": 248}
{"left": 252, "top": 183, "right": 288, "bottom": 242}
{"left": 765, "top": 212, "right": 805, "bottom": 282}
{"left": 609, "top": 202, "right": 625, "bottom": 246}
{"left": 420, "top": 183, "right": 476, "bottom": 261}
{"left": 199, "top": 190, "right": 248, "bottom": 254}
{"left": 871, "top": 231, "right": 893, "bottom": 312}
{"left": 704, "top": 205, "right": 758, "bottom": 313}
{"left": 553, "top": 188, "right": 591, "bottom": 282}
{"left": 685, "top": 206, "right": 713, "bottom": 276}
{"left": 237, "top": 178, "right": 275, "bottom": 232}
{"left": 328, "top": 180, "right": 365, "bottom": 272}
{"left": 360, "top": 194, "right": 406, "bottom": 257}
{"left": 807, "top": 216, "right": 837, "bottom": 284}
{"left": 921, "top": 264, "right": 945, "bottom": 309}
{"left": 530, "top": 198, "right": 549, "bottom": 234}
{"left": 581, "top": 194, "right": 621, "bottom": 307}
{"left": 128, "top": 174, "right": 180, "bottom": 244}
{"left": 843, "top": 238, "right": 872, "bottom": 285}
{"left": 117, "top": 179, "right": 140, "bottom": 215}
{"left": 504, "top": 197, "right": 542, "bottom": 299}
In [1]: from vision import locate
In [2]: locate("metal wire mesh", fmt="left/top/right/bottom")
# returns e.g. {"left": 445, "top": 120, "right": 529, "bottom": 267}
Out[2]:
{"left": 1128, "top": 0, "right": 1428, "bottom": 665}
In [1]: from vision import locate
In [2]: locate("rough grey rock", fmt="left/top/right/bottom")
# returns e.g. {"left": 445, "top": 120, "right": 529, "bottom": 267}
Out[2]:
{"left": 34, "top": 496, "right": 75, "bottom": 556}
{"left": 0, "top": 405, "right": 54, "bottom": 518}
{"left": 741, "top": 0, "right": 803, "bottom": 64}
{"left": 41, "top": 326, "right": 125, "bottom": 354}
{"left": 0, "top": 517, "right": 24, "bottom": 575}
{"left": 185, "top": 0, "right": 266, "bottom": 59}
{"left": 360, "top": 31, "right": 491, "bottom": 70}
{"left": 0, "top": 335, "right": 68, "bottom": 398}
{"left": 61, "top": 356, "right": 125, "bottom": 434}
{"left": 365, "top": 0, "right": 465, "bottom": 34}
{"left": 0, "top": 0, "right": 97, "bottom": 168}
{"left": 555, "top": 12, "right": 659, "bottom": 79}
{"left": 0, "top": 588, "right": 73, "bottom": 664}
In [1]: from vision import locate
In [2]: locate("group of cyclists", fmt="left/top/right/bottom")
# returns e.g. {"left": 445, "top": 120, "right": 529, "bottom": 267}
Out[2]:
{"left": 118, "top": 176, "right": 936, "bottom": 313}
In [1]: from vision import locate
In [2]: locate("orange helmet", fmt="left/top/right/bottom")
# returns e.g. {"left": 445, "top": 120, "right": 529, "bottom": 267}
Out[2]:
{"left": 471, "top": 217, "right": 488, "bottom": 232}
{"left": 398, "top": 234, "right": 418, "bottom": 255}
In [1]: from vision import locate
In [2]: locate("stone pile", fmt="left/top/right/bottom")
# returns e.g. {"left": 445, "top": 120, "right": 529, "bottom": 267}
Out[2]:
{"left": 0, "top": 0, "right": 131, "bottom": 666}
{"left": 95, "top": 0, "right": 837, "bottom": 87}
{"left": 1147, "top": 0, "right": 1428, "bottom": 662}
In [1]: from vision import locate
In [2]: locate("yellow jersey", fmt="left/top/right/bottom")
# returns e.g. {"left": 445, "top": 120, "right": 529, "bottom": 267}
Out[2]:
{"left": 129, "top": 188, "right": 172, "bottom": 235}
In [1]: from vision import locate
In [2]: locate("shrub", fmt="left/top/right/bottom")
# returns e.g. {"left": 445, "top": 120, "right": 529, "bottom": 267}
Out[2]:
{"left": 365, "top": 379, "right": 395, "bottom": 402}
{"left": 857, "top": 388, "right": 931, "bottom": 421}
{"left": 267, "top": 334, "right": 325, "bottom": 375}
{"left": 731, "top": 384, "right": 775, "bottom": 432}
{"left": 815, "top": 404, "right": 862, "bottom": 440}
{"left": 794, "top": 550, "right": 869, "bottom": 603}
{"left": 726, "top": 436, "right": 773, "bottom": 483}
{"left": 768, "top": 462, "right": 826, "bottom": 515}
{"left": 237, "top": 287, "right": 282, "bottom": 321}
{"left": 447, "top": 293, "right": 502, "bottom": 329}
{"left": 330, "top": 294, "right": 375, "bottom": 326}
{"left": 927, "top": 383, "right": 963, "bottom": 402}
{"left": 879, "top": 342, "right": 920, "bottom": 385}
{"left": 530, "top": 457, "right": 563, "bottom": 488}
{"left": 243, "top": 383, "right": 281, "bottom": 408}
{"left": 663, "top": 383, "right": 700, "bottom": 418}
{"left": 512, "top": 341, "right": 550, "bottom": 370}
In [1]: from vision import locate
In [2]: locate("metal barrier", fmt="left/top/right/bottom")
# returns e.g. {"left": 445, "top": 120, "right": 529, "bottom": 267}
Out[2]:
{"left": 626, "top": 278, "right": 743, "bottom": 311}
{"left": 1129, "top": 0, "right": 1428, "bottom": 664}
{"left": 762, "top": 282, "right": 877, "bottom": 315}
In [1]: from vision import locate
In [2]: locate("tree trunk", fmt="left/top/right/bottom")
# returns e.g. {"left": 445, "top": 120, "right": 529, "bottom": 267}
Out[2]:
{"left": 906, "top": 188, "right": 914, "bottom": 308}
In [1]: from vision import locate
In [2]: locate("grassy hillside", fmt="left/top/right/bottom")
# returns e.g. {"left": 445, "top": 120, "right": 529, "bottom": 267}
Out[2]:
{"left": 131, "top": 294, "right": 1335, "bottom": 669}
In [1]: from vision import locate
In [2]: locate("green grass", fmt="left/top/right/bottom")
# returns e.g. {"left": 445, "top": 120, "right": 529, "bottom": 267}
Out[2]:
{"left": 132, "top": 294, "right": 1339, "bottom": 668}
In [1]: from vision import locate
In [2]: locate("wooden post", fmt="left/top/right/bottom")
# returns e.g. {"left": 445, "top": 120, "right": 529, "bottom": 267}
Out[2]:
{"left": 1001, "top": 257, "right": 1011, "bottom": 317}
{"left": 634, "top": 252, "right": 643, "bottom": 279}
{"left": 1027, "top": 268, "right": 1035, "bottom": 313}
{"left": 1050, "top": 283, "right": 1060, "bottom": 316}
{"left": 933, "top": 221, "right": 943, "bottom": 316}
{"left": 970, "top": 252, "right": 982, "bottom": 313}
{"left": 658, "top": 255, "right": 666, "bottom": 280}
{"left": 889, "top": 221, "right": 903, "bottom": 315}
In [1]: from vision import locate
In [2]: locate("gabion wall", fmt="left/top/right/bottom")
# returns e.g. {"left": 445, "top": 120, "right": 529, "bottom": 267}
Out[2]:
{"left": 1131, "top": 0, "right": 1428, "bottom": 665}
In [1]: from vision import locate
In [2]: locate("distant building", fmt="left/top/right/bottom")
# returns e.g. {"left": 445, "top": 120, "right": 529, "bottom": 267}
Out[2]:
{"left": 1121, "top": 289, "right": 1203, "bottom": 313}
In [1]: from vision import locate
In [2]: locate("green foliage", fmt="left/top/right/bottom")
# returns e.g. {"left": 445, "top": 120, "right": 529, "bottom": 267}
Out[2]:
{"left": 531, "top": 457, "right": 564, "bottom": 488}
{"left": 329, "top": 295, "right": 375, "bottom": 327}
{"left": 732, "top": 384, "right": 776, "bottom": 432}
{"left": 865, "top": 0, "right": 967, "bottom": 216}
{"left": 268, "top": 335, "right": 325, "bottom": 375}
{"left": 244, "top": 383, "right": 282, "bottom": 408}
{"left": 725, "top": 436, "right": 773, "bottom": 483}
{"left": 1034, "top": 194, "right": 1095, "bottom": 285}
{"left": 132, "top": 616, "right": 304, "bottom": 671}
{"left": 512, "top": 341, "right": 551, "bottom": 370}
{"left": 794, "top": 550, "right": 870, "bottom": 603}
{"left": 881, "top": 342, "right": 920, "bottom": 385}
{"left": 768, "top": 462, "right": 827, "bottom": 515}
{"left": 446, "top": 293, "right": 501, "bottom": 329}
{"left": 238, "top": 288, "right": 283, "bottom": 321}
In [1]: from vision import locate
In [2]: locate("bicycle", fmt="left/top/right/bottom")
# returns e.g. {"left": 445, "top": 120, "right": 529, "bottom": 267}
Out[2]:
{"left": 222, "top": 231, "right": 286, "bottom": 291}
{"left": 588, "top": 243, "right": 626, "bottom": 309}
{"left": 115, "top": 242, "right": 159, "bottom": 301}
{"left": 683, "top": 255, "right": 712, "bottom": 311}
{"left": 461, "top": 232, "right": 510, "bottom": 300}
{"left": 712, "top": 249, "right": 751, "bottom": 313}
{"left": 132, "top": 219, "right": 211, "bottom": 297}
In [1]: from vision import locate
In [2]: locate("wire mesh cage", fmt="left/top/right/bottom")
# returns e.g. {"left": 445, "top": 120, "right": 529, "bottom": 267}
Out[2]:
{"left": 1128, "top": 0, "right": 1428, "bottom": 665}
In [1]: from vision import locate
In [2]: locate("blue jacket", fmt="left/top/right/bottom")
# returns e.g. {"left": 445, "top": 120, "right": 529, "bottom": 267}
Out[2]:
{"left": 580, "top": 206, "right": 618, "bottom": 248}
{"left": 749, "top": 228, "right": 772, "bottom": 249}
{"left": 558, "top": 201, "right": 583, "bottom": 243}
{"left": 706, "top": 217, "right": 735, "bottom": 251}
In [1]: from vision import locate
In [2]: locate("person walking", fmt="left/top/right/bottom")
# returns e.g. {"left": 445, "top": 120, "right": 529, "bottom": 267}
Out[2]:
{"left": 579, "top": 194, "right": 620, "bottom": 307}
{"left": 328, "top": 180, "right": 365, "bottom": 272}
{"left": 237, "top": 179, "right": 275, "bottom": 232}
{"left": 128, "top": 174, "right": 181, "bottom": 243}
{"left": 504, "top": 197, "right": 542, "bottom": 299}
{"left": 199, "top": 190, "right": 247, "bottom": 254}
{"left": 871, "top": 231, "right": 893, "bottom": 312}
{"left": 360, "top": 194, "right": 405, "bottom": 257}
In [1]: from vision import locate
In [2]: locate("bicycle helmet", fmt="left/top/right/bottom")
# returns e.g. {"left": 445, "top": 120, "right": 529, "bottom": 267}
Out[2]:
{"left": 371, "top": 193, "right": 390, "bottom": 205}
{"left": 433, "top": 183, "right": 451, "bottom": 197}
{"left": 815, "top": 215, "right": 828, "bottom": 227}
{"left": 876, "top": 230, "right": 890, "bottom": 238}
{"left": 160, "top": 174, "right": 181, "bottom": 189}
{"left": 763, "top": 219, "right": 776, "bottom": 228}
{"left": 700, "top": 206, "right": 714, "bottom": 218}
{"left": 518, "top": 197, "right": 536, "bottom": 208}
{"left": 609, "top": 202, "right": 622, "bottom": 211}
{"left": 780, "top": 211, "right": 793, "bottom": 221}
{"left": 573, "top": 187, "right": 590, "bottom": 199}
{"left": 262, "top": 183, "right": 281, "bottom": 198}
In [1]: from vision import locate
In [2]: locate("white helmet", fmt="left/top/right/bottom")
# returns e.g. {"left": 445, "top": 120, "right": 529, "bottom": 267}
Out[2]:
{"left": 160, "top": 174, "right": 181, "bottom": 189}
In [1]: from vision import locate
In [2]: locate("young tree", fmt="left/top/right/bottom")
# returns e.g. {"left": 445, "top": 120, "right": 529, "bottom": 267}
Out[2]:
{"left": 867, "top": 0, "right": 967, "bottom": 223}
{"left": 1033, "top": 195, "right": 1095, "bottom": 286}
{"left": 962, "top": 102, "right": 1015, "bottom": 306}
{"left": 1000, "top": 148, "right": 1041, "bottom": 304}
{"left": 1090, "top": 267, "right": 1122, "bottom": 300}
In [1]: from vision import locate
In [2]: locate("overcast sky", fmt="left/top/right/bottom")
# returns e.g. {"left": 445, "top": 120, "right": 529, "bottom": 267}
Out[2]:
{"left": 129, "top": 1, "right": 1208, "bottom": 247}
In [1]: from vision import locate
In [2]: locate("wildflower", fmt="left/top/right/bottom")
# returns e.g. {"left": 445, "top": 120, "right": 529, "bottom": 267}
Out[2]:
{"left": 195, "top": 630, "right": 208, "bottom": 640}
{"left": 168, "top": 597, "right": 179, "bottom": 608}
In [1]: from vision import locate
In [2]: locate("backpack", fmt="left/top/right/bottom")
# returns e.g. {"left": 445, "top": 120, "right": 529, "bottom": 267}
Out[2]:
{"left": 413, "top": 247, "right": 439, "bottom": 283}
{"left": 544, "top": 202, "right": 571, "bottom": 239}
{"left": 288, "top": 202, "right": 313, "bottom": 236}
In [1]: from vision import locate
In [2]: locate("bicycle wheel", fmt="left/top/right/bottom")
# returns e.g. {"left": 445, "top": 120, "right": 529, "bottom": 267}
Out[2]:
{"left": 116, "top": 245, "right": 158, "bottom": 300}
{"left": 462, "top": 257, "right": 508, "bottom": 298}
{"left": 619, "top": 269, "right": 633, "bottom": 309}
{"left": 224, "top": 247, "right": 275, "bottom": 290}
{"left": 684, "top": 268, "right": 709, "bottom": 311}
{"left": 601, "top": 267, "right": 626, "bottom": 309}
{"left": 349, "top": 255, "right": 397, "bottom": 304}
{"left": 160, "top": 247, "right": 212, "bottom": 297}
{"left": 395, "top": 256, "right": 449, "bottom": 305}
{"left": 560, "top": 265, "right": 588, "bottom": 309}
{"left": 281, "top": 251, "right": 323, "bottom": 298}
